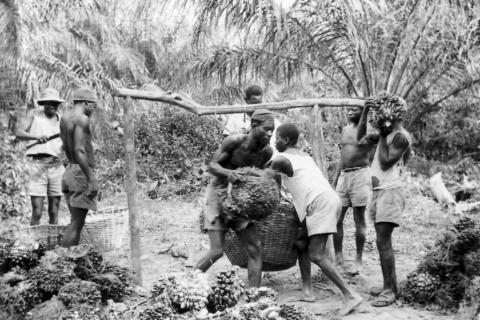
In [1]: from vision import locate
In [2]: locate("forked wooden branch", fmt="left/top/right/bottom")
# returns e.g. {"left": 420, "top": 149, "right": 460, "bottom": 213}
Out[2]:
{"left": 113, "top": 88, "right": 365, "bottom": 115}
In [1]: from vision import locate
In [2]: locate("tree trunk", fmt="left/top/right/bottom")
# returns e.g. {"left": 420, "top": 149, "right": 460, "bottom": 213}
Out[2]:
{"left": 122, "top": 97, "right": 142, "bottom": 285}
{"left": 309, "top": 105, "right": 327, "bottom": 174}
{"left": 308, "top": 105, "right": 335, "bottom": 260}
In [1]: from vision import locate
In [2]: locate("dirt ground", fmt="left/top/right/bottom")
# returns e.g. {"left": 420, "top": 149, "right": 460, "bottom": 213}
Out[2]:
{"left": 54, "top": 181, "right": 459, "bottom": 320}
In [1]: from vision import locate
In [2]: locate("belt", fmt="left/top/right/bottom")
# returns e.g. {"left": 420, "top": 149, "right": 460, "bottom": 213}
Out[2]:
{"left": 342, "top": 166, "right": 368, "bottom": 173}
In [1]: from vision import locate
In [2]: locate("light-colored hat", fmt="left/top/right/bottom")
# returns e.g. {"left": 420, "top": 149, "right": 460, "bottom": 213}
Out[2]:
{"left": 36, "top": 88, "right": 64, "bottom": 104}
{"left": 73, "top": 87, "right": 97, "bottom": 103}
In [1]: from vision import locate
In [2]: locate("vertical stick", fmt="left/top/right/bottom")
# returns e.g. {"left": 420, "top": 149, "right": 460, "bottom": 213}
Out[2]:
{"left": 122, "top": 97, "right": 142, "bottom": 285}
{"left": 309, "top": 104, "right": 335, "bottom": 259}
{"left": 309, "top": 104, "right": 327, "bottom": 174}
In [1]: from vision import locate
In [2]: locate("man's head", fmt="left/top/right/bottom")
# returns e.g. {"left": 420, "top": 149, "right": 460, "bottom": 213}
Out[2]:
{"left": 275, "top": 123, "right": 299, "bottom": 152}
{"left": 73, "top": 87, "right": 98, "bottom": 117}
{"left": 347, "top": 107, "right": 362, "bottom": 124}
{"left": 36, "top": 88, "right": 64, "bottom": 117}
{"left": 244, "top": 85, "right": 263, "bottom": 105}
{"left": 250, "top": 109, "right": 275, "bottom": 147}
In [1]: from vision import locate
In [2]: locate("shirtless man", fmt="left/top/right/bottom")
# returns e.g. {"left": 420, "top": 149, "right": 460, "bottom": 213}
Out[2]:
{"left": 59, "top": 87, "right": 98, "bottom": 247}
{"left": 333, "top": 106, "right": 377, "bottom": 273}
{"left": 16, "top": 88, "right": 65, "bottom": 225}
{"left": 196, "top": 109, "right": 275, "bottom": 287}
{"left": 271, "top": 123, "right": 363, "bottom": 315}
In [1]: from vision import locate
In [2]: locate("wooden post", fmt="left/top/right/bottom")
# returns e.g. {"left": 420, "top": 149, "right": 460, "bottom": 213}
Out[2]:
{"left": 122, "top": 97, "right": 142, "bottom": 285}
{"left": 309, "top": 104, "right": 335, "bottom": 260}
{"left": 309, "top": 104, "right": 327, "bottom": 174}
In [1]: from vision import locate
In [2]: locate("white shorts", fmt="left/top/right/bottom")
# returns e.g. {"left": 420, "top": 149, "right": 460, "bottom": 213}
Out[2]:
{"left": 305, "top": 190, "right": 341, "bottom": 236}
{"left": 27, "top": 158, "right": 65, "bottom": 197}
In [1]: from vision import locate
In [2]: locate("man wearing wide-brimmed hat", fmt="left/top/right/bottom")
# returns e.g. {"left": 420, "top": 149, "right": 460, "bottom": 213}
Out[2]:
{"left": 16, "top": 88, "right": 65, "bottom": 226}
{"left": 59, "top": 86, "right": 99, "bottom": 247}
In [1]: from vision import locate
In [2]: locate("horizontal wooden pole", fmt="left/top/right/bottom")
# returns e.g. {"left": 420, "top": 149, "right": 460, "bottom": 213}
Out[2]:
{"left": 112, "top": 87, "right": 365, "bottom": 115}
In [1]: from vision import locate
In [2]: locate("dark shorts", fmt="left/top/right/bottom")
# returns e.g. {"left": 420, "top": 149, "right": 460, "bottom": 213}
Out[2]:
{"left": 370, "top": 188, "right": 405, "bottom": 227}
{"left": 62, "top": 164, "right": 97, "bottom": 211}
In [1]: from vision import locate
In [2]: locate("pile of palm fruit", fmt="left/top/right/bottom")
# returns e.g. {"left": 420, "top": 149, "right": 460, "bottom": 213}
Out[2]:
{"left": 402, "top": 214, "right": 480, "bottom": 312}
{"left": 0, "top": 241, "right": 135, "bottom": 320}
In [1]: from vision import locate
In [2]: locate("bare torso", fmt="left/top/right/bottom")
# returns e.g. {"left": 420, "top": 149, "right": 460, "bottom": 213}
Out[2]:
{"left": 60, "top": 109, "right": 94, "bottom": 167}
{"left": 214, "top": 134, "right": 273, "bottom": 185}
{"left": 339, "top": 124, "right": 375, "bottom": 169}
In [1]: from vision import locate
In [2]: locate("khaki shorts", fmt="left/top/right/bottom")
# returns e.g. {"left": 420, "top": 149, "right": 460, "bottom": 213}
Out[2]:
{"left": 62, "top": 164, "right": 97, "bottom": 211}
{"left": 27, "top": 158, "right": 65, "bottom": 197}
{"left": 370, "top": 188, "right": 405, "bottom": 227}
{"left": 336, "top": 167, "right": 371, "bottom": 208}
{"left": 305, "top": 190, "right": 341, "bottom": 236}
{"left": 203, "top": 182, "right": 249, "bottom": 232}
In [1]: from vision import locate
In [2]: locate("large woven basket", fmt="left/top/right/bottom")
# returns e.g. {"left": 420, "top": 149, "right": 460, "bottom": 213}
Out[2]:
{"left": 80, "top": 205, "right": 129, "bottom": 253}
{"left": 0, "top": 224, "right": 67, "bottom": 250}
{"left": 224, "top": 201, "right": 301, "bottom": 271}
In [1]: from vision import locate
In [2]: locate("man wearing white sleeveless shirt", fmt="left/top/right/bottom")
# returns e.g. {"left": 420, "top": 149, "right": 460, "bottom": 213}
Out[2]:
{"left": 271, "top": 123, "right": 362, "bottom": 316}
{"left": 16, "top": 88, "right": 65, "bottom": 225}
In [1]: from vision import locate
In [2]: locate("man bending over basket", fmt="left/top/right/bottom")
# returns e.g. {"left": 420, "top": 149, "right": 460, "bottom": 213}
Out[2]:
{"left": 196, "top": 109, "right": 276, "bottom": 287}
{"left": 271, "top": 123, "right": 363, "bottom": 316}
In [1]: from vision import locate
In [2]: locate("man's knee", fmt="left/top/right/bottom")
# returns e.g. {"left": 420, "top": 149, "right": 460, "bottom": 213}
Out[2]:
{"left": 244, "top": 241, "right": 262, "bottom": 259}
{"left": 209, "top": 248, "right": 224, "bottom": 260}
{"left": 309, "top": 251, "right": 329, "bottom": 265}
{"left": 355, "top": 225, "right": 367, "bottom": 238}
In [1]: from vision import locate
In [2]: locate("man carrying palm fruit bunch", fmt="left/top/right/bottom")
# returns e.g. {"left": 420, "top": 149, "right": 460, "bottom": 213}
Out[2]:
{"left": 360, "top": 94, "right": 413, "bottom": 307}
{"left": 196, "top": 109, "right": 276, "bottom": 288}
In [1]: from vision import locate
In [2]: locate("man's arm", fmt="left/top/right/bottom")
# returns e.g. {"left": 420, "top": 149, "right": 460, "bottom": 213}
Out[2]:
{"left": 73, "top": 116, "right": 97, "bottom": 197}
{"left": 357, "top": 105, "right": 370, "bottom": 141}
{"left": 377, "top": 133, "right": 410, "bottom": 171}
{"left": 15, "top": 110, "right": 47, "bottom": 142}
{"left": 271, "top": 155, "right": 294, "bottom": 177}
{"left": 208, "top": 135, "right": 243, "bottom": 181}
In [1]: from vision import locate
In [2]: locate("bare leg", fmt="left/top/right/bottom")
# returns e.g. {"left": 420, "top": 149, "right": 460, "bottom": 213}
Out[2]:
{"left": 195, "top": 230, "right": 226, "bottom": 272}
{"left": 309, "top": 234, "right": 363, "bottom": 315}
{"left": 297, "top": 238, "right": 316, "bottom": 301}
{"left": 61, "top": 206, "right": 88, "bottom": 247}
{"left": 375, "top": 222, "right": 398, "bottom": 295}
{"left": 333, "top": 206, "right": 348, "bottom": 267}
{"left": 47, "top": 196, "right": 61, "bottom": 224}
{"left": 30, "top": 196, "right": 45, "bottom": 226}
{"left": 352, "top": 206, "right": 367, "bottom": 269}
{"left": 236, "top": 223, "right": 262, "bottom": 287}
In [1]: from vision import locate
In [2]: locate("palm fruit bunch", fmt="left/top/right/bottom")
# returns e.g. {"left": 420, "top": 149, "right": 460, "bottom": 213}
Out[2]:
{"left": 365, "top": 94, "right": 407, "bottom": 127}
{"left": 244, "top": 286, "right": 278, "bottom": 303}
{"left": 454, "top": 216, "right": 476, "bottom": 233}
{"left": 151, "top": 270, "right": 211, "bottom": 312}
{"left": 138, "top": 299, "right": 175, "bottom": 320}
{"left": 68, "top": 246, "right": 104, "bottom": 280}
{"left": 91, "top": 273, "right": 126, "bottom": 302}
{"left": 401, "top": 271, "right": 441, "bottom": 304}
{"left": 58, "top": 280, "right": 102, "bottom": 308}
{"left": 103, "top": 262, "right": 134, "bottom": 287}
{"left": 0, "top": 280, "right": 42, "bottom": 316}
{"left": 28, "top": 250, "right": 77, "bottom": 298}
{"left": 432, "top": 271, "right": 469, "bottom": 309}
{"left": 207, "top": 268, "right": 245, "bottom": 312}
{"left": 5, "top": 242, "right": 43, "bottom": 271}
{"left": 452, "top": 225, "right": 480, "bottom": 256}
{"left": 237, "top": 303, "right": 263, "bottom": 320}
{"left": 416, "top": 249, "right": 457, "bottom": 280}
{"left": 217, "top": 167, "right": 279, "bottom": 228}
{"left": 464, "top": 249, "right": 480, "bottom": 277}
{"left": 279, "top": 304, "right": 315, "bottom": 320}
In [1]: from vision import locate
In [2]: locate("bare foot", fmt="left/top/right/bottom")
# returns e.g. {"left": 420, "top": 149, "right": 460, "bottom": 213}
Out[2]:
{"left": 339, "top": 294, "right": 363, "bottom": 316}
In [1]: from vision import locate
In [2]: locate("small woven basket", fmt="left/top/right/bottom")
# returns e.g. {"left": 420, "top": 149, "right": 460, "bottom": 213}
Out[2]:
{"left": 0, "top": 225, "right": 67, "bottom": 250}
{"left": 224, "top": 201, "right": 301, "bottom": 271}
{"left": 80, "top": 205, "right": 129, "bottom": 253}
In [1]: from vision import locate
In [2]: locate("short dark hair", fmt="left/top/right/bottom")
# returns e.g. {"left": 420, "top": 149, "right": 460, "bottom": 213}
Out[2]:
{"left": 245, "top": 85, "right": 263, "bottom": 100}
{"left": 277, "top": 123, "right": 299, "bottom": 146}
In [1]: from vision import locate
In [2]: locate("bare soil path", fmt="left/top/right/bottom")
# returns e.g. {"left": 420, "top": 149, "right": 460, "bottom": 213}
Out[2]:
{"left": 87, "top": 184, "right": 457, "bottom": 320}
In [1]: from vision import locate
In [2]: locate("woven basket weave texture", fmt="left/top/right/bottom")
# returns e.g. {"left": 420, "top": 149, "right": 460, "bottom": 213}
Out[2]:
{"left": 224, "top": 201, "right": 301, "bottom": 271}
